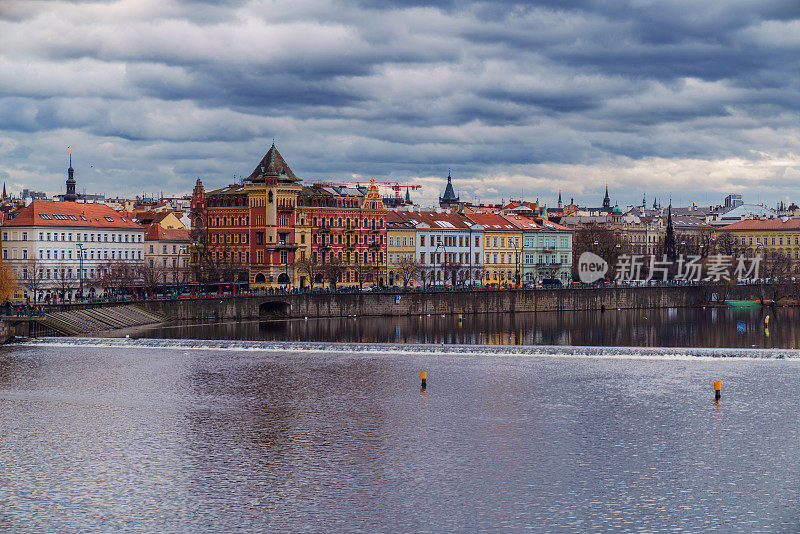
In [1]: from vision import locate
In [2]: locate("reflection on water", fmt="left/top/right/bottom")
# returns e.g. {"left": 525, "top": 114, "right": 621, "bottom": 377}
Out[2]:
{"left": 1, "top": 343, "right": 799, "bottom": 531}
{"left": 115, "top": 306, "right": 800, "bottom": 348}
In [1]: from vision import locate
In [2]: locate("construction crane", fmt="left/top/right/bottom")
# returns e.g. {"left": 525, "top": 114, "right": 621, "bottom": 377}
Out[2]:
{"left": 356, "top": 181, "right": 422, "bottom": 203}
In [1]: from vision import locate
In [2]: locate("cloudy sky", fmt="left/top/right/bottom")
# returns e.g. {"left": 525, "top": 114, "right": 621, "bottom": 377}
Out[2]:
{"left": 1, "top": 0, "right": 799, "bottom": 208}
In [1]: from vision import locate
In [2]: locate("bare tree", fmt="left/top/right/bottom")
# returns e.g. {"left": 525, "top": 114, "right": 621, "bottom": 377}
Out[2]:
{"left": 22, "top": 258, "right": 45, "bottom": 304}
{"left": 759, "top": 249, "right": 794, "bottom": 304}
{"left": 714, "top": 232, "right": 744, "bottom": 257}
{"left": 295, "top": 256, "right": 319, "bottom": 289}
{"left": 54, "top": 260, "right": 77, "bottom": 302}
{"left": 415, "top": 258, "right": 431, "bottom": 289}
{"left": 322, "top": 256, "right": 346, "bottom": 290}
{"left": 395, "top": 256, "right": 418, "bottom": 287}
{"left": 188, "top": 202, "right": 220, "bottom": 283}
{"left": 217, "top": 255, "right": 248, "bottom": 283}
{"left": 572, "top": 224, "right": 632, "bottom": 281}
{"left": 139, "top": 260, "right": 166, "bottom": 293}
{"left": 97, "top": 260, "right": 138, "bottom": 297}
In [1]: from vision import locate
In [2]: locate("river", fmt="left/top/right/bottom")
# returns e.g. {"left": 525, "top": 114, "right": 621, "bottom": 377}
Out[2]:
{"left": 1, "top": 338, "right": 799, "bottom": 532}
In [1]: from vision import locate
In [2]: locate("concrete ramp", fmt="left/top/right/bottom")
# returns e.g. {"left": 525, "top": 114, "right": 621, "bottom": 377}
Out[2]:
{"left": 38, "top": 305, "right": 166, "bottom": 336}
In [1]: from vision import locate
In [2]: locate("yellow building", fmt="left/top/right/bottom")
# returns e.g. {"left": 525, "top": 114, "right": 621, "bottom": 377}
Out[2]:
{"left": 386, "top": 211, "right": 417, "bottom": 287}
{"left": 722, "top": 218, "right": 800, "bottom": 274}
{"left": 466, "top": 213, "right": 522, "bottom": 285}
{"left": 136, "top": 211, "right": 185, "bottom": 230}
{"left": 294, "top": 207, "right": 312, "bottom": 288}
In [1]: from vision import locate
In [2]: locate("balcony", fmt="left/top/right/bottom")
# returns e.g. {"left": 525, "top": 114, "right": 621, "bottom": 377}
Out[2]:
{"left": 275, "top": 242, "right": 299, "bottom": 250}
{"left": 277, "top": 203, "right": 293, "bottom": 212}
{"left": 318, "top": 226, "right": 331, "bottom": 233}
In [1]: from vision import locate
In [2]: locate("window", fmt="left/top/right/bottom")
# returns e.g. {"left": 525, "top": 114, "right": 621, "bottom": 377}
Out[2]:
{"left": 104, "top": 216, "right": 114, "bottom": 222}
{"left": 39, "top": 214, "right": 52, "bottom": 220}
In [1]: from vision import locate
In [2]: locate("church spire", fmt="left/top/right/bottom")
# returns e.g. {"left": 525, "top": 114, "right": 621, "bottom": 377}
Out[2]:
{"left": 65, "top": 147, "right": 77, "bottom": 202}
{"left": 439, "top": 168, "right": 459, "bottom": 208}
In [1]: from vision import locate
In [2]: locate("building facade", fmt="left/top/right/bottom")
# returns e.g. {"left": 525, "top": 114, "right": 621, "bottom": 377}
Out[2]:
{"left": 144, "top": 226, "right": 191, "bottom": 286}
{"left": 190, "top": 144, "right": 302, "bottom": 288}
{"left": 1, "top": 200, "right": 144, "bottom": 302}
{"left": 298, "top": 180, "right": 388, "bottom": 287}
{"left": 722, "top": 218, "right": 800, "bottom": 274}
{"left": 408, "top": 210, "right": 483, "bottom": 287}
{"left": 386, "top": 211, "right": 417, "bottom": 287}
{"left": 466, "top": 213, "right": 522, "bottom": 286}
{"left": 519, "top": 218, "right": 573, "bottom": 284}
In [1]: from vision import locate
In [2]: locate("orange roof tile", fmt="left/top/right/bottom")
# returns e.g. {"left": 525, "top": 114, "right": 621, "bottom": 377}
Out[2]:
{"left": 723, "top": 218, "right": 800, "bottom": 230}
{"left": 2, "top": 201, "right": 144, "bottom": 229}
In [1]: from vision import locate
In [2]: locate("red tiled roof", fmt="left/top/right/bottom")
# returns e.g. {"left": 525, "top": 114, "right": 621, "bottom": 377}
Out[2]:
{"left": 502, "top": 215, "right": 541, "bottom": 230}
{"left": 144, "top": 226, "right": 191, "bottom": 242}
{"left": 2, "top": 201, "right": 144, "bottom": 229}
{"left": 538, "top": 219, "right": 572, "bottom": 231}
{"left": 723, "top": 218, "right": 800, "bottom": 230}
{"left": 465, "top": 213, "right": 520, "bottom": 231}
{"left": 385, "top": 210, "right": 415, "bottom": 229}
{"left": 400, "top": 210, "right": 476, "bottom": 230}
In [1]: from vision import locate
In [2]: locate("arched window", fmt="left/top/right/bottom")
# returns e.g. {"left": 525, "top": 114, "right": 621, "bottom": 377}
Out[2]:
{"left": 268, "top": 191, "right": 273, "bottom": 203}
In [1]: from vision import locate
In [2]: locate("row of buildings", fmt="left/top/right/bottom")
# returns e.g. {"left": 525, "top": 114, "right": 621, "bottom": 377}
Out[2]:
{"left": 0, "top": 159, "right": 191, "bottom": 302}
{"left": 3, "top": 144, "right": 800, "bottom": 303}
{"left": 190, "top": 145, "right": 573, "bottom": 290}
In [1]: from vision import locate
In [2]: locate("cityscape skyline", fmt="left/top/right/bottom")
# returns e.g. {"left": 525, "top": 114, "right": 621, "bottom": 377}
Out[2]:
{"left": 1, "top": 0, "right": 798, "bottom": 207}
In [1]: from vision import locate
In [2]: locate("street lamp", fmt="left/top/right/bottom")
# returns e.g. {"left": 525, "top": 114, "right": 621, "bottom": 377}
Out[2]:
{"left": 76, "top": 243, "right": 84, "bottom": 301}
{"left": 434, "top": 242, "right": 446, "bottom": 288}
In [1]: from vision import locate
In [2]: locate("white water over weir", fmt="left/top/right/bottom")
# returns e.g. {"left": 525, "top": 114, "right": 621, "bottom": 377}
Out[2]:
{"left": 21, "top": 337, "right": 800, "bottom": 360}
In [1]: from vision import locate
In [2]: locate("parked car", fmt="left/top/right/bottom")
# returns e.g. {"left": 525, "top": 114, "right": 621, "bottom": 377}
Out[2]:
{"left": 541, "top": 278, "right": 563, "bottom": 289}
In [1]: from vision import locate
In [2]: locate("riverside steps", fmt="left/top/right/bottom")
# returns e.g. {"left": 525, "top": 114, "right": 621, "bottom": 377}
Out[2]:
{"left": 1, "top": 305, "right": 165, "bottom": 338}
{"left": 37, "top": 284, "right": 766, "bottom": 323}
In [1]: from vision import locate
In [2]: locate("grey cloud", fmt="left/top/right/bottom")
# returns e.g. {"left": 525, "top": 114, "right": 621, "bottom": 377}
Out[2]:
{"left": 0, "top": 0, "right": 798, "bottom": 207}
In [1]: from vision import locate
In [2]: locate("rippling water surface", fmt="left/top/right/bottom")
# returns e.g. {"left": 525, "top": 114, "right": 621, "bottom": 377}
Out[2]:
{"left": 2, "top": 340, "right": 799, "bottom": 532}
{"left": 112, "top": 307, "right": 800, "bottom": 348}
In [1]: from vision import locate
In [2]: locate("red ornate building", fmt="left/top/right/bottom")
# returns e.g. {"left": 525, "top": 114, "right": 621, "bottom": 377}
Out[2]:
{"left": 190, "top": 144, "right": 302, "bottom": 288}
{"left": 297, "top": 179, "right": 388, "bottom": 287}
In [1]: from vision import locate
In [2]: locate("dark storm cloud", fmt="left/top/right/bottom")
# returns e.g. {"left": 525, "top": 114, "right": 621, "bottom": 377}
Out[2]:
{"left": 0, "top": 0, "right": 798, "bottom": 206}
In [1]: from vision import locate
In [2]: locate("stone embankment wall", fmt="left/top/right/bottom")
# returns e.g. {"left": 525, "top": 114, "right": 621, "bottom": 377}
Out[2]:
{"left": 122, "top": 285, "right": 765, "bottom": 321}
{"left": 0, "top": 320, "right": 14, "bottom": 343}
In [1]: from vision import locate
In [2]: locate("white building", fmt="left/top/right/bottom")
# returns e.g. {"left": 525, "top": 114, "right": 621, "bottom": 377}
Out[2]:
{"left": 405, "top": 210, "right": 483, "bottom": 286}
{"left": 1, "top": 200, "right": 145, "bottom": 302}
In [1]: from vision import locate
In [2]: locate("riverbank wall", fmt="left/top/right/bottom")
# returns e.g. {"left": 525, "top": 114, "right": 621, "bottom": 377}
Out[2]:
{"left": 101, "top": 285, "right": 767, "bottom": 321}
